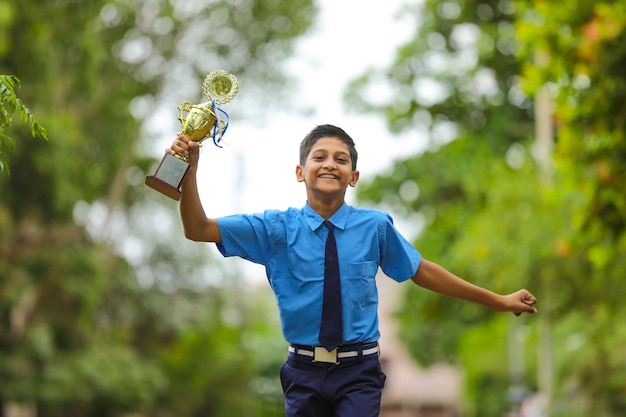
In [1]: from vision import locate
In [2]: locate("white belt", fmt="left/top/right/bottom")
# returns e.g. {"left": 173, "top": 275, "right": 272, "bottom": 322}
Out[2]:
{"left": 288, "top": 343, "right": 379, "bottom": 364}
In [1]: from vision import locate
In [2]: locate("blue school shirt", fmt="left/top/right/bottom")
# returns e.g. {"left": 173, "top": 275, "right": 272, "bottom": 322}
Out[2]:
{"left": 216, "top": 202, "right": 421, "bottom": 346}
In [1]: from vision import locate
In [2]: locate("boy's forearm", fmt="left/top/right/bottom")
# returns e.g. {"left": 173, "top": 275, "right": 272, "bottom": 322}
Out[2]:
{"left": 411, "top": 259, "right": 505, "bottom": 311}
{"left": 179, "top": 166, "right": 211, "bottom": 241}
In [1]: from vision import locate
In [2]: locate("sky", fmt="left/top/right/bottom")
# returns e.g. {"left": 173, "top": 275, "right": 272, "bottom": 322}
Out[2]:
{"left": 186, "top": 0, "right": 426, "bottom": 223}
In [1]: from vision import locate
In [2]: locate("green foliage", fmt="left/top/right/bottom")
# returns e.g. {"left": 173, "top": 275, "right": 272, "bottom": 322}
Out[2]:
{"left": 0, "top": 0, "right": 314, "bottom": 415}
{"left": 350, "top": 0, "right": 626, "bottom": 416}
{"left": 0, "top": 74, "right": 48, "bottom": 175}
{"left": 457, "top": 314, "right": 513, "bottom": 416}
{"left": 514, "top": 3, "right": 626, "bottom": 414}
{"left": 350, "top": 0, "right": 540, "bottom": 412}
{"left": 39, "top": 345, "right": 166, "bottom": 411}
{"left": 0, "top": 215, "right": 166, "bottom": 412}
{"left": 516, "top": 0, "right": 626, "bottom": 242}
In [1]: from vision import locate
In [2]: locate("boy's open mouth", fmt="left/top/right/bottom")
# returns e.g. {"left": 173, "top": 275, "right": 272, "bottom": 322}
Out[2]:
{"left": 319, "top": 174, "right": 339, "bottom": 179}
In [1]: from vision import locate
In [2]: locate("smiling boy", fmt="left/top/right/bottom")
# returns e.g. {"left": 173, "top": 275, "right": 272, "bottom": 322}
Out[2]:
{"left": 167, "top": 124, "right": 537, "bottom": 417}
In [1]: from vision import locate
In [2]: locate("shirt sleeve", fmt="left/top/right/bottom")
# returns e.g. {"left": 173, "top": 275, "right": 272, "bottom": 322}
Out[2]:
{"left": 215, "top": 212, "right": 273, "bottom": 265}
{"left": 378, "top": 214, "right": 422, "bottom": 282}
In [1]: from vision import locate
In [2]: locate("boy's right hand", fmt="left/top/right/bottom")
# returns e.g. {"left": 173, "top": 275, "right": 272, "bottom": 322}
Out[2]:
{"left": 167, "top": 135, "right": 200, "bottom": 167}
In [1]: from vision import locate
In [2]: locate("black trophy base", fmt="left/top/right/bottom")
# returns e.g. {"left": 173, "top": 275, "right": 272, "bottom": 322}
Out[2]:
{"left": 145, "top": 153, "right": 190, "bottom": 201}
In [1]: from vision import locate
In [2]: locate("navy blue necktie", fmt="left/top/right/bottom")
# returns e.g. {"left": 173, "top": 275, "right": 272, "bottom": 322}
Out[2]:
{"left": 318, "top": 220, "right": 343, "bottom": 351}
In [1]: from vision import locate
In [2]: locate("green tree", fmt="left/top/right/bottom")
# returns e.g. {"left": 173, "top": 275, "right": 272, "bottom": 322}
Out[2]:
{"left": 347, "top": 0, "right": 541, "bottom": 414}
{"left": 515, "top": 1, "right": 626, "bottom": 415}
{"left": 0, "top": 0, "right": 314, "bottom": 415}
{"left": 348, "top": 0, "right": 626, "bottom": 416}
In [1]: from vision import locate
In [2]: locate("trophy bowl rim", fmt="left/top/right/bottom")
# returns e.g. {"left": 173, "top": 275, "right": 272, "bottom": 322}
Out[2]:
{"left": 202, "top": 70, "right": 239, "bottom": 105}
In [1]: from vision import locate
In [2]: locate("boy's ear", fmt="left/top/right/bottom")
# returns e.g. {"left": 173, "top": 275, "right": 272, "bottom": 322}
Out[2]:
{"left": 349, "top": 170, "right": 360, "bottom": 187}
{"left": 295, "top": 165, "right": 305, "bottom": 182}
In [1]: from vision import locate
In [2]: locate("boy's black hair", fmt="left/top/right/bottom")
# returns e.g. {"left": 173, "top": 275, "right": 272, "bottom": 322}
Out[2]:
{"left": 299, "top": 124, "right": 358, "bottom": 170}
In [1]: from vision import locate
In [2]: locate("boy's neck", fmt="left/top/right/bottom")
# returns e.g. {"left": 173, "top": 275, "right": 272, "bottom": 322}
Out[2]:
{"left": 307, "top": 196, "right": 345, "bottom": 220}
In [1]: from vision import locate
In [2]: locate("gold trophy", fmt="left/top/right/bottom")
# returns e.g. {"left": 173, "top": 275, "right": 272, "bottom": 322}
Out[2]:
{"left": 145, "top": 70, "right": 239, "bottom": 200}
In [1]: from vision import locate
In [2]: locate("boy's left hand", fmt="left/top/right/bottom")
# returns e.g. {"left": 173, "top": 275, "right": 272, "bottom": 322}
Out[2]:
{"left": 503, "top": 289, "right": 537, "bottom": 316}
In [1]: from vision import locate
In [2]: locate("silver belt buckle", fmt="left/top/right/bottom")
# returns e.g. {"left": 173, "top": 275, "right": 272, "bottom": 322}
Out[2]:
{"left": 313, "top": 347, "right": 339, "bottom": 364}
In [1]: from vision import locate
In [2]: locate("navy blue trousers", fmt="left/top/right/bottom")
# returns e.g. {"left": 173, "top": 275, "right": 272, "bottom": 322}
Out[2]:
{"left": 280, "top": 352, "right": 386, "bottom": 417}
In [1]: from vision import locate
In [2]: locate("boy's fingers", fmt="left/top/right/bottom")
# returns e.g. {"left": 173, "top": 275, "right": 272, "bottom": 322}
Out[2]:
{"left": 513, "top": 303, "right": 538, "bottom": 316}
{"left": 512, "top": 290, "right": 538, "bottom": 316}
{"left": 519, "top": 290, "right": 537, "bottom": 306}
{"left": 168, "top": 135, "right": 197, "bottom": 156}
{"left": 523, "top": 292, "right": 537, "bottom": 305}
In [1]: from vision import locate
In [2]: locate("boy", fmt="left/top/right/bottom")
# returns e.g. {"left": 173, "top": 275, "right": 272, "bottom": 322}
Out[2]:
{"left": 167, "top": 124, "right": 537, "bottom": 417}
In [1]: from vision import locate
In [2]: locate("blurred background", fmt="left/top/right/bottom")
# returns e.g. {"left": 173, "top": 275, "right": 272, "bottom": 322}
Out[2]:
{"left": 1, "top": 0, "right": 626, "bottom": 416}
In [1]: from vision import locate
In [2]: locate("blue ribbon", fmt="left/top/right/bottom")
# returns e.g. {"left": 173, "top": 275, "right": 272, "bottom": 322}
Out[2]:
{"left": 211, "top": 101, "right": 230, "bottom": 148}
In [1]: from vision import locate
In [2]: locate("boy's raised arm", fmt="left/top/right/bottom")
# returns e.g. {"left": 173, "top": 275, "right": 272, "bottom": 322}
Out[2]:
{"left": 411, "top": 259, "right": 537, "bottom": 315}
{"left": 168, "top": 136, "right": 222, "bottom": 243}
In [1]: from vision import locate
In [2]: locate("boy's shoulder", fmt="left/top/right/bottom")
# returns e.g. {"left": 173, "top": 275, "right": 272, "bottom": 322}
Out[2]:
{"left": 348, "top": 205, "right": 391, "bottom": 218}
{"left": 256, "top": 207, "right": 305, "bottom": 221}
{"left": 345, "top": 206, "right": 396, "bottom": 228}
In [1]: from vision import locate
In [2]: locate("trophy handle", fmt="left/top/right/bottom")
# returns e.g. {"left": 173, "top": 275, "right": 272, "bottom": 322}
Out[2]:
{"left": 178, "top": 101, "right": 192, "bottom": 125}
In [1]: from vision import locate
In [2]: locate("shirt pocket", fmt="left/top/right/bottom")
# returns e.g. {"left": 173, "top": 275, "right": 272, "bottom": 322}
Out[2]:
{"left": 347, "top": 261, "right": 378, "bottom": 304}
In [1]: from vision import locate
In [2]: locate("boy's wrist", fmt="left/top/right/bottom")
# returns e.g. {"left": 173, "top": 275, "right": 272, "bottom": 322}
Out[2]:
{"left": 494, "top": 295, "right": 508, "bottom": 312}
{"left": 180, "top": 165, "right": 198, "bottom": 188}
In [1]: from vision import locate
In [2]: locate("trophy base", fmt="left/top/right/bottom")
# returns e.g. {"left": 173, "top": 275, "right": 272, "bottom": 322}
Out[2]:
{"left": 145, "top": 153, "right": 190, "bottom": 201}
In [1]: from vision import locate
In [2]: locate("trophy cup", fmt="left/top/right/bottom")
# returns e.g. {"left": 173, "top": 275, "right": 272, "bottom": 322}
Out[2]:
{"left": 145, "top": 70, "right": 239, "bottom": 200}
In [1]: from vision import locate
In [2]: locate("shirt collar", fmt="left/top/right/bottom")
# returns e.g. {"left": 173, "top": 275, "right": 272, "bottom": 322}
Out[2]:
{"left": 303, "top": 201, "right": 350, "bottom": 231}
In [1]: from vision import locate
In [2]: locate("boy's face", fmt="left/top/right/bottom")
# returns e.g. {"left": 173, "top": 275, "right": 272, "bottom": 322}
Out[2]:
{"left": 295, "top": 136, "right": 359, "bottom": 198}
